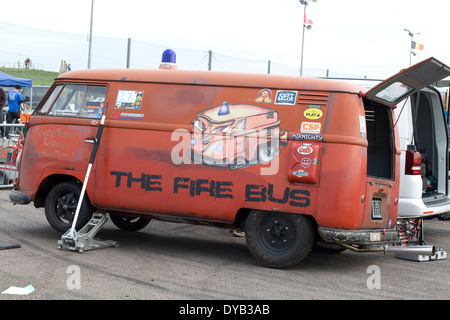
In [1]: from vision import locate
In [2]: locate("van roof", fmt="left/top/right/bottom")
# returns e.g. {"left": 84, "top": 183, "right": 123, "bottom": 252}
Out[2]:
{"left": 57, "top": 69, "right": 365, "bottom": 94}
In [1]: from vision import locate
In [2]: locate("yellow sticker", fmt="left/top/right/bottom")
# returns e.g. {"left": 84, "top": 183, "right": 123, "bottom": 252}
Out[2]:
{"left": 303, "top": 108, "right": 323, "bottom": 120}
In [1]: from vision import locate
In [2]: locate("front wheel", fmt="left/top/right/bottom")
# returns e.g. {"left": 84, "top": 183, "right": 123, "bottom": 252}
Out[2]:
{"left": 245, "top": 210, "right": 314, "bottom": 268}
{"left": 44, "top": 181, "right": 95, "bottom": 233}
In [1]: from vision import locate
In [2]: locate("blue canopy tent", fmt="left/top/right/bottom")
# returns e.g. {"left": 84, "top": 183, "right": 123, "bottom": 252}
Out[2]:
{"left": 0, "top": 71, "right": 32, "bottom": 87}
{"left": 0, "top": 71, "right": 31, "bottom": 248}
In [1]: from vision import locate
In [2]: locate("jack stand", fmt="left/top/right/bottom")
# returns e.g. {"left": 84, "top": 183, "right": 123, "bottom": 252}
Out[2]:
{"left": 57, "top": 213, "right": 118, "bottom": 253}
{"left": 395, "top": 217, "right": 447, "bottom": 262}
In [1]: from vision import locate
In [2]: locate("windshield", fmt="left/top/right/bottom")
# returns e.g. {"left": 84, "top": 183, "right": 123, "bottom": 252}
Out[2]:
{"left": 38, "top": 84, "right": 107, "bottom": 119}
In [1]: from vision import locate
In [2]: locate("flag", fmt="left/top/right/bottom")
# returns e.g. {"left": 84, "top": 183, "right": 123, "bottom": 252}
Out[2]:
{"left": 304, "top": 13, "right": 313, "bottom": 25}
{"left": 411, "top": 41, "right": 424, "bottom": 50}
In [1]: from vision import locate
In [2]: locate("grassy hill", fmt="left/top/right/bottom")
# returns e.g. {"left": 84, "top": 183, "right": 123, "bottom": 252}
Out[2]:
{"left": 0, "top": 68, "right": 58, "bottom": 86}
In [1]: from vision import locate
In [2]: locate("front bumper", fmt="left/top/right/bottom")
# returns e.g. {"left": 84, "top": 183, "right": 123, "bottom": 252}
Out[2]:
{"left": 318, "top": 227, "right": 398, "bottom": 246}
{"left": 9, "top": 189, "right": 32, "bottom": 205}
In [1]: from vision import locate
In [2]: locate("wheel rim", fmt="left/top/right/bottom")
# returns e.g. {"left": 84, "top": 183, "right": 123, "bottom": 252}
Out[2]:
{"left": 116, "top": 217, "right": 140, "bottom": 226}
{"left": 259, "top": 215, "right": 296, "bottom": 252}
{"left": 55, "top": 190, "right": 78, "bottom": 224}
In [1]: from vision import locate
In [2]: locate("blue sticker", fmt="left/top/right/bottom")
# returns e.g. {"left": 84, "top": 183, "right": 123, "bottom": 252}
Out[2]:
{"left": 274, "top": 90, "right": 297, "bottom": 105}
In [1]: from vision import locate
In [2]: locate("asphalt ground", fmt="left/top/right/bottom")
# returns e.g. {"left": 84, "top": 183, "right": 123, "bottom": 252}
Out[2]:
{"left": 0, "top": 189, "right": 449, "bottom": 303}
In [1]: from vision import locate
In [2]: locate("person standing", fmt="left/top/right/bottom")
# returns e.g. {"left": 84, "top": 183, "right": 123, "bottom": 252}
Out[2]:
{"left": 5, "top": 85, "right": 23, "bottom": 140}
{"left": 0, "top": 87, "right": 6, "bottom": 129}
{"left": 0, "top": 87, "right": 6, "bottom": 110}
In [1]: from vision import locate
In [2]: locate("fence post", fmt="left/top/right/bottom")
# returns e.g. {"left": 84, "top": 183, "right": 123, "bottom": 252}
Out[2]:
{"left": 126, "top": 38, "right": 131, "bottom": 69}
{"left": 208, "top": 50, "right": 212, "bottom": 71}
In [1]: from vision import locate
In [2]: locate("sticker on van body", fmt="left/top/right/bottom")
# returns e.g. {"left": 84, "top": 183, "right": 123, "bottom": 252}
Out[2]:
{"left": 300, "top": 122, "right": 321, "bottom": 134}
{"left": 254, "top": 89, "right": 273, "bottom": 104}
{"left": 274, "top": 90, "right": 297, "bottom": 105}
{"left": 110, "top": 112, "right": 144, "bottom": 121}
{"left": 115, "top": 90, "right": 143, "bottom": 109}
{"left": 297, "top": 144, "right": 314, "bottom": 155}
{"left": 303, "top": 108, "right": 323, "bottom": 120}
{"left": 292, "top": 133, "right": 323, "bottom": 141}
{"left": 359, "top": 115, "right": 366, "bottom": 139}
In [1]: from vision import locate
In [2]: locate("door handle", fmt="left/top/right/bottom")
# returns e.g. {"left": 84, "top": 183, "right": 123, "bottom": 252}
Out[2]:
{"left": 84, "top": 138, "right": 97, "bottom": 144}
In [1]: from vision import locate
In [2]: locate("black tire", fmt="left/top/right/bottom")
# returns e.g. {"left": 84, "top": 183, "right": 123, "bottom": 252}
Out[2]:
{"left": 44, "top": 181, "right": 95, "bottom": 233}
{"left": 110, "top": 215, "right": 151, "bottom": 231}
{"left": 437, "top": 212, "right": 450, "bottom": 220}
{"left": 245, "top": 210, "right": 314, "bottom": 268}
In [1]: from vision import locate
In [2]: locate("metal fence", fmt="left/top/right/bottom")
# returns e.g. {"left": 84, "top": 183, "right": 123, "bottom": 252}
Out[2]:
{"left": 0, "top": 123, "right": 25, "bottom": 188}
{"left": 0, "top": 21, "right": 372, "bottom": 79}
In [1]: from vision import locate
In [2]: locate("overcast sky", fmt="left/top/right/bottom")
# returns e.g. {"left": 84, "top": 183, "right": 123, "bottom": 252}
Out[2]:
{"left": 1, "top": 0, "right": 448, "bottom": 79}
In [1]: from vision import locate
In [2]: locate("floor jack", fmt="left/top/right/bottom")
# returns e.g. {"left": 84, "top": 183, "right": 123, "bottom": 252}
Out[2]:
{"left": 395, "top": 218, "right": 447, "bottom": 261}
{"left": 57, "top": 212, "right": 118, "bottom": 253}
{"left": 57, "top": 114, "right": 117, "bottom": 253}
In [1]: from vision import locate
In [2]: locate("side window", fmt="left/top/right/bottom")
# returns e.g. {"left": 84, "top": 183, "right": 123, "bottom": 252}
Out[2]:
{"left": 38, "top": 84, "right": 107, "bottom": 119}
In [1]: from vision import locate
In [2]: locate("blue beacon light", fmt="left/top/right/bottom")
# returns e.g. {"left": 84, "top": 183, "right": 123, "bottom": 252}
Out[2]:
{"left": 159, "top": 49, "right": 177, "bottom": 69}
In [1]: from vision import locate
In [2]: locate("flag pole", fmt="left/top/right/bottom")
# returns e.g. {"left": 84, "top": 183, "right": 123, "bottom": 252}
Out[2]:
{"left": 404, "top": 28, "right": 420, "bottom": 66}
{"left": 299, "top": 0, "right": 315, "bottom": 76}
{"left": 300, "top": 2, "right": 307, "bottom": 76}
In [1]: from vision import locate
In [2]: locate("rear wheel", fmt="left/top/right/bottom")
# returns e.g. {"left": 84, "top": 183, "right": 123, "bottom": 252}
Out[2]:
{"left": 44, "top": 181, "right": 95, "bottom": 233}
{"left": 110, "top": 215, "right": 151, "bottom": 231}
{"left": 245, "top": 210, "right": 314, "bottom": 268}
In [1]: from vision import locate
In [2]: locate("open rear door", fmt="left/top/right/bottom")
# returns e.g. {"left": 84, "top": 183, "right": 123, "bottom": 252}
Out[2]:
{"left": 364, "top": 57, "right": 450, "bottom": 107}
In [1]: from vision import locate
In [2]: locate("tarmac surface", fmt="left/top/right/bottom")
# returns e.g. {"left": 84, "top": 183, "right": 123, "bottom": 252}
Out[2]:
{"left": 0, "top": 189, "right": 449, "bottom": 302}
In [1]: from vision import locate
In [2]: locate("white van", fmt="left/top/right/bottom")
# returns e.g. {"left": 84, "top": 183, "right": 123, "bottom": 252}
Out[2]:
{"left": 338, "top": 76, "right": 450, "bottom": 219}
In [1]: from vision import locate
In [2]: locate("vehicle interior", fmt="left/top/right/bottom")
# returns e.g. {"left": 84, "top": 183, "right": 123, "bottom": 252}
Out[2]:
{"left": 364, "top": 98, "right": 395, "bottom": 179}
{"left": 410, "top": 87, "right": 448, "bottom": 201}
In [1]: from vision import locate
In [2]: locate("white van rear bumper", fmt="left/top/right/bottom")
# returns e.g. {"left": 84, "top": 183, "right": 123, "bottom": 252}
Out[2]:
{"left": 398, "top": 197, "right": 450, "bottom": 218}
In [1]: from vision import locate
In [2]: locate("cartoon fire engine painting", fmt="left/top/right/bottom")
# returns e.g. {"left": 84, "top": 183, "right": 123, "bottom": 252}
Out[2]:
{"left": 190, "top": 101, "right": 288, "bottom": 169}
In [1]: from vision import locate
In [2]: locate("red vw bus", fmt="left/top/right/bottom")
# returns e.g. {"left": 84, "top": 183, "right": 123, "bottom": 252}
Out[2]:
{"left": 10, "top": 57, "right": 449, "bottom": 268}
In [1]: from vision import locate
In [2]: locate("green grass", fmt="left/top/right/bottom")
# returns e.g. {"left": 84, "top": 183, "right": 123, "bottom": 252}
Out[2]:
{"left": 0, "top": 68, "right": 58, "bottom": 86}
